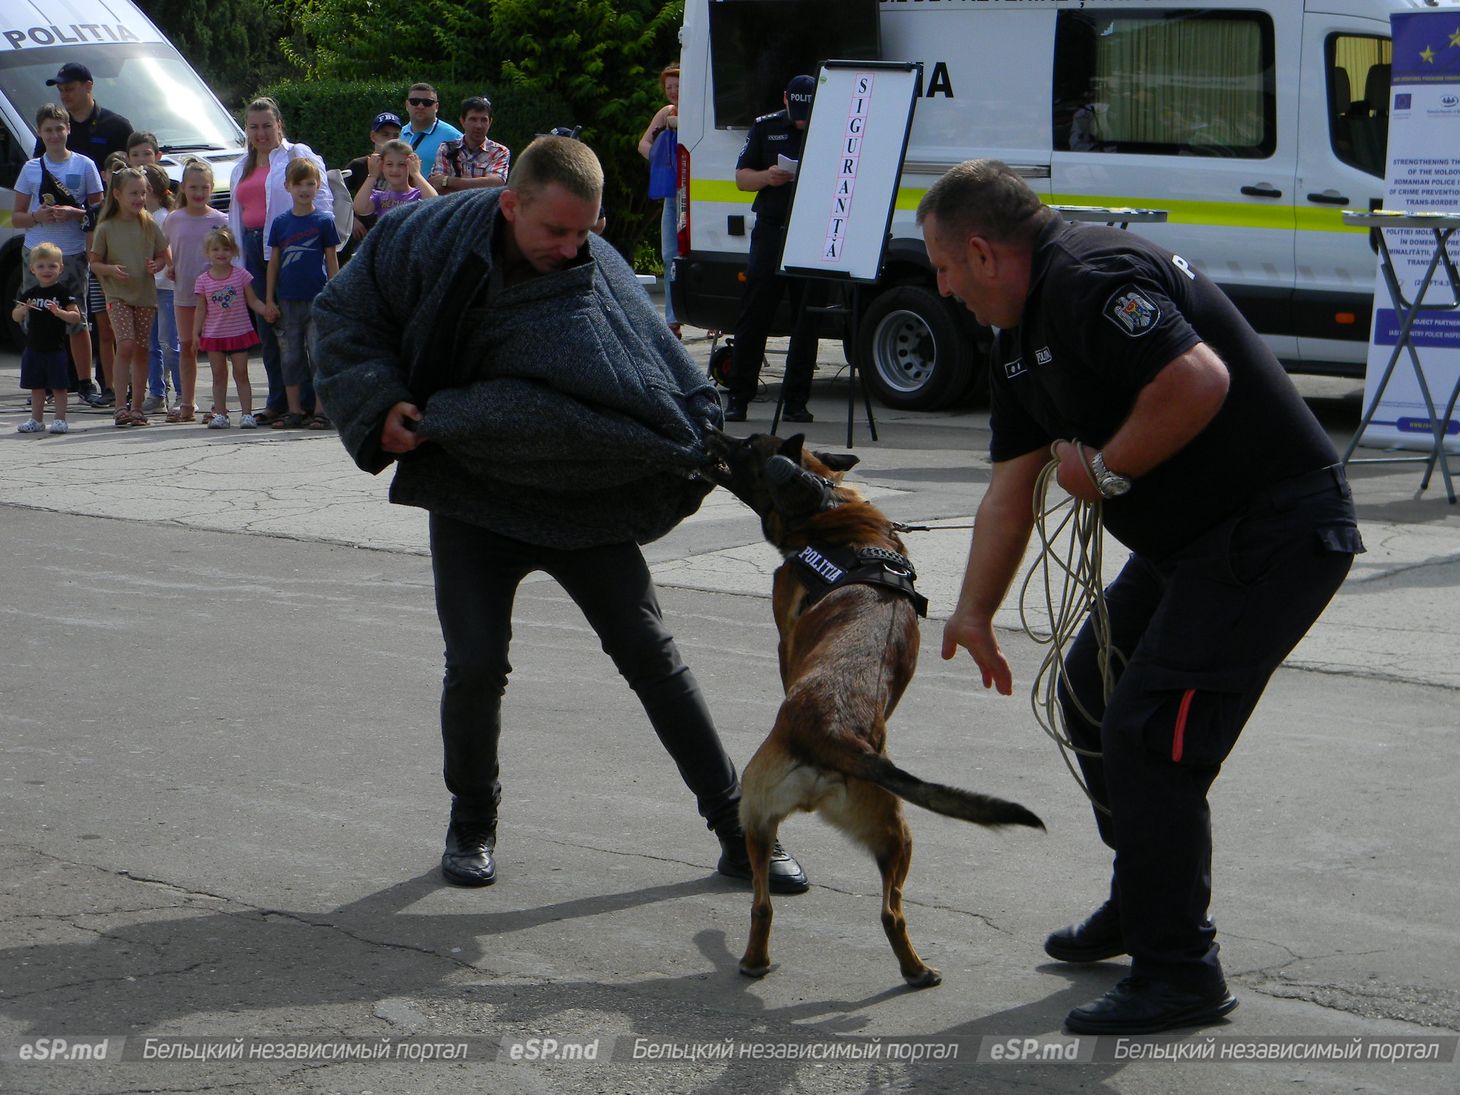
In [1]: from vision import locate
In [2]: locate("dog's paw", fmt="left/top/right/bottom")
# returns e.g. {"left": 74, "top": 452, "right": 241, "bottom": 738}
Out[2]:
{"left": 904, "top": 966, "right": 942, "bottom": 989}
{"left": 739, "top": 960, "right": 772, "bottom": 979}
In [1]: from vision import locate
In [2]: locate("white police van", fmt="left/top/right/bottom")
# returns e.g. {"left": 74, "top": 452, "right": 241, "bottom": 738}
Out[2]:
{"left": 1, "top": 0, "right": 246, "bottom": 347}
{"left": 673, "top": 0, "right": 1456, "bottom": 409}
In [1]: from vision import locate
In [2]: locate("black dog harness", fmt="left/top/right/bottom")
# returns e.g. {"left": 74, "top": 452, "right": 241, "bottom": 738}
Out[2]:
{"left": 790, "top": 545, "right": 929, "bottom": 618}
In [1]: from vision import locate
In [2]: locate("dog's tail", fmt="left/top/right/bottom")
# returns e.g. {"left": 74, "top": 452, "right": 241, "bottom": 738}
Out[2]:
{"left": 848, "top": 752, "right": 1044, "bottom": 831}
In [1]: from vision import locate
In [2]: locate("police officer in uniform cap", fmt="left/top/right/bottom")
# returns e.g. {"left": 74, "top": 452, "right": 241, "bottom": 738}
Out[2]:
{"left": 919, "top": 159, "right": 1364, "bottom": 1036}
{"left": 725, "top": 74, "right": 822, "bottom": 424}
{"left": 34, "top": 62, "right": 133, "bottom": 168}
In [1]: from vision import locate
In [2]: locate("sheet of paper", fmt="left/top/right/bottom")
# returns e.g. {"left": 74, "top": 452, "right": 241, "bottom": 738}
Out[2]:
{"left": 777, "top": 154, "right": 799, "bottom": 177}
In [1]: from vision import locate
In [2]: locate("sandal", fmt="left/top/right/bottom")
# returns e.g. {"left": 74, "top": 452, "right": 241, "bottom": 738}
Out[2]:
{"left": 252, "top": 408, "right": 284, "bottom": 427}
{"left": 305, "top": 413, "right": 333, "bottom": 431}
{"left": 270, "top": 412, "right": 307, "bottom": 430}
{"left": 166, "top": 404, "right": 196, "bottom": 424}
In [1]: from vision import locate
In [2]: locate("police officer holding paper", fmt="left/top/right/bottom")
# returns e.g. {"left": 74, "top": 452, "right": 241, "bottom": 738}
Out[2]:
{"left": 725, "top": 74, "right": 821, "bottom": 424}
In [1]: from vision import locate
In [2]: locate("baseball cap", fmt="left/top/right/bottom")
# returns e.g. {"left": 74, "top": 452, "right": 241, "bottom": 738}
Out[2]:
{"left": 372, "top": 111, "right": 402, "bottom": 132}
{"left": 786, "top": 75, "right": 816, "bottom": 122}
{"left": 46, "top": 62, "right": 92, "bottom": 86}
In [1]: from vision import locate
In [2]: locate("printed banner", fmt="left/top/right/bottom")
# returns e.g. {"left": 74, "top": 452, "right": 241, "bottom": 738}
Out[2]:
{"left": 1358, "top": 12, "right": 1460, "bottom": 453}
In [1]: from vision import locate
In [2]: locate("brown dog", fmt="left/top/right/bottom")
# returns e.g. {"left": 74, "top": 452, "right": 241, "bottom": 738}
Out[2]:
{"left": 703, "top": 429, "right": 1043, "bottom": 987}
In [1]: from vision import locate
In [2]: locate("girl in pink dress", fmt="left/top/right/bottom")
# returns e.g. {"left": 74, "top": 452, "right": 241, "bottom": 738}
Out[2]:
{"left": 192, "top": 227, "right": 268, "bottom": 429}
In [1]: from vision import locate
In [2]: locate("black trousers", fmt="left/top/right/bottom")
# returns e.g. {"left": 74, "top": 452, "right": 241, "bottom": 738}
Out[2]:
{"left": 429, "top": 513, "right": 741, "bottom": 831}
{"left": 729, "top": 218, "right": 821, "bottom": 408}
{"left": 1057, "top": 467, "right": 1361, "bottom": 991}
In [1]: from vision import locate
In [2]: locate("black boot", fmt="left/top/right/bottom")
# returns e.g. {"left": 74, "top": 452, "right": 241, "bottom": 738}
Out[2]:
{"left": 1065, "top": 976, "right": 1237, "bottom": 1035}
{"left": 715, "top": 821, "right": 809, "bottom": 894}
{"left": 723, "top": 395, "right": 748, "bottom": 423}
{"left": 1044, "top": 898, "right": 1125, "bottom": 962}
{"left": 441, "top": 819, "right": 497, "bottom": 886}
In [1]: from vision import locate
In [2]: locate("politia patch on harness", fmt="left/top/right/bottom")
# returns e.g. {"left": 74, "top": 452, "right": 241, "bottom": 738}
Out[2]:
{"left": 1104, "top": 286, "right": 1161, "bottom": 337}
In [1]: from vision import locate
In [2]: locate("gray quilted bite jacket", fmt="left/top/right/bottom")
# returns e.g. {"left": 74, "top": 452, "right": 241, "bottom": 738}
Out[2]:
{"left": 310, "top": 187, "right": 721, "bottom": 548}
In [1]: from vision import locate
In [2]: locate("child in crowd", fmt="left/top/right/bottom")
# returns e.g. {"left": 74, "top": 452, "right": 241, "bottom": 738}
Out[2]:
{"left": 87, "top": 151, "right": 130, "bottom": 405}
{"left": 162, "top": 159, "right": 227, "bottom": 423}
{"left": 193, "top": 227, "right": 266, "bottom": 429}
{"left": 351, "top": 139, "right": 436, "bottom": 222}
{"left": 142, "top": 163, "right": 179, "bottom": 414}
{"left": 12, "top": 242, "right": 83, "bottom": 435}
{"left": 126, "top": 130, "right": 160, "bottom": 168}
{"left": 10, "top": 103, "right": 104, "bottom": 407}
{"left": 264, "top": 159, "right": 340, "bottom": 429}
{"left": 89, "top": 166, "right": 170, "bottom": 427}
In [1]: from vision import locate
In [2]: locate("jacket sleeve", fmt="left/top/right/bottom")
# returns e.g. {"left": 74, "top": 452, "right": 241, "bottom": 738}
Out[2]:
{"left": 309, "top": 205, "right": 423, "bottom": 474}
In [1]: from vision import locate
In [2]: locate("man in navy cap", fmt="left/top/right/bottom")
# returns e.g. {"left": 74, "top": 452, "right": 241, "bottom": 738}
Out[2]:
{"left": 35, "top": 62, "right": 133, "bottom": 168}
{"left": 724, "top": 73, "right": 821, "bottom": 424}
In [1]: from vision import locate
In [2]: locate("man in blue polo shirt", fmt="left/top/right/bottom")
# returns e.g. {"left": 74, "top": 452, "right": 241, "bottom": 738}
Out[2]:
{"left": 400, "top": 82, "right": 462, "bottom": 172}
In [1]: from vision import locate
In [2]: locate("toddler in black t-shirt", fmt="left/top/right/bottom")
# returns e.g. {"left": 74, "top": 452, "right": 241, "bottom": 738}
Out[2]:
{"left": 12, "top": 242, "right": 82, "bottom": 435}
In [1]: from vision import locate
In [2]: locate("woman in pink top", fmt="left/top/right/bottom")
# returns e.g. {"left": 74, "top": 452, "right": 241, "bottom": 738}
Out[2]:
{"left": 227, "top": 97, "right": 331, "bottom": 425}
{"left": 162, "top": 159, "right": 227, "bottom": 422}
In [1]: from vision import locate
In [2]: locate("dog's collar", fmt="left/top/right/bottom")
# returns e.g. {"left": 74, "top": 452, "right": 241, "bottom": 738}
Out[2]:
{"left": 790, "top": 545, "right": 929, "bottom": 618}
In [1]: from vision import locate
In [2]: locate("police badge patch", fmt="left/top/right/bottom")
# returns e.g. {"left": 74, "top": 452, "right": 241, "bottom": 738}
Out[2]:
{"left": 1104, "top": 286, "right": 1161, "bottom": 337}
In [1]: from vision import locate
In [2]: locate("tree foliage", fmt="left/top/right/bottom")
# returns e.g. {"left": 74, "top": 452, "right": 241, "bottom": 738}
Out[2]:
{"left": 136, "top": 0, "right": 292, "bottom": 108}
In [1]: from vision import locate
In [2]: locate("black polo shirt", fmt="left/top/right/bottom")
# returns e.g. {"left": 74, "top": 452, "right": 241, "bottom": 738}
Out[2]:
{"left": 735, "top": 109, "right": 804, "bottom": 223}
{"left": 989, "top": 217, "right": 1337, "bottom": 560}
{"left": 35, "top": 102, "right": 133, "bottom": 167}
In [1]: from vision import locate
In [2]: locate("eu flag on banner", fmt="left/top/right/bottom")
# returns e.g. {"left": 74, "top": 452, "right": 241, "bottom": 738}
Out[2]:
{"left": 1392, "top": 13, "right": 1460, "bottom": 83}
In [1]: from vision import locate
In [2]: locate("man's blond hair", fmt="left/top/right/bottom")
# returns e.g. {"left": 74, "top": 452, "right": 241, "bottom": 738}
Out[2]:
{"left": 509, "top": 136, "right": 603, "bottom": 205}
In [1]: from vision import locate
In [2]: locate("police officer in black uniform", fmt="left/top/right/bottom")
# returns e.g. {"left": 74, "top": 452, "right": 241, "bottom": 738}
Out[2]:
{"left": 919, "top": 160, "right": 1363, "bottom": 1035}
{"left": 725, "top": 74, "right": 821, "bottom": 423}
{"left": 34, "top": 63, "right": 133, "bottom": 168}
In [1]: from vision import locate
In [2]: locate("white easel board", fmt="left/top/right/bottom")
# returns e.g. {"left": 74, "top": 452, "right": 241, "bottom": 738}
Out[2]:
{"left": 779, "top": 61, "right": 920, "bottom": 283}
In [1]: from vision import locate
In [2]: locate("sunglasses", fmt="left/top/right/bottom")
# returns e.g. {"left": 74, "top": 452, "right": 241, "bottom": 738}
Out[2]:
{"left": 408, "top": 97, "right": 436, "bottom": 107}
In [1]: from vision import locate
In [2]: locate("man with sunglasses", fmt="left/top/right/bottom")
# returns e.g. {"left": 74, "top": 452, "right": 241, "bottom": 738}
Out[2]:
{"left": 401, "top": 83, "right": 462, "bottom": 172}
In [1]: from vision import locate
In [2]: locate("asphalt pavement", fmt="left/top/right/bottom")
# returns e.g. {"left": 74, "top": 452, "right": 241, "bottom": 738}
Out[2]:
{"left": 1, "top": 322, "right": 1457, "bottom": 1095}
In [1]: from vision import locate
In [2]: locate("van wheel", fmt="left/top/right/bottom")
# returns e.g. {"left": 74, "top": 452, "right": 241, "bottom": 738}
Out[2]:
{"left": 857, "top": 285, "right": 975, "bottom": 410}
{"left": 2, "top": 259, "right": 23, "bottom": 352}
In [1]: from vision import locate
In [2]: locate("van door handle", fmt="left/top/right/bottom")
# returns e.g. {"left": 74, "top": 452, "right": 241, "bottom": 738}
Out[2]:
{"left": 1306, "top": 191, "right": 1350, "bottom": 205}
{"left": 1240, "top": 184, "right": 1283, "bottom": 198}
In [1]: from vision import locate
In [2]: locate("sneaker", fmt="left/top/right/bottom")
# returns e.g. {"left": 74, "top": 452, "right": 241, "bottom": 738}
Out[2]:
{"left": 206, "top": 413, "right": 230, "bottom": 429}
{"left": 141, "top": 394, "right": 165, "bottom": 413}
{"left": 239, "top": 413, "right": 258, "bottom": 430}
{"left": 16, "top": 418, "right": 44, "bottom": 434}
{"left": 97, "top": 388, "right": 116, "bottom": 408}
{"left": 723, "top": 396, "right": 748, "bottom": 423}
{"left": 78, "top": 380, "right": 107, "bottom": 408}
{"left": 47, "top": 419, "right": 69, "bottom": 435}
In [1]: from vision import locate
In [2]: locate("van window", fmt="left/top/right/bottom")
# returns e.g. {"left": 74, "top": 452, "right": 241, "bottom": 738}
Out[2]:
{"left": 1053, "top": 10, "right": 1275, "bottom": 158}
{"left": 1327, "top": 34, "right": 1392, "bottom": 179}
{"left": 0, "top": 45, "right": 243, "bottom": 155}
{"left": 707, "top": 0, "right": 880, "bottom": 129}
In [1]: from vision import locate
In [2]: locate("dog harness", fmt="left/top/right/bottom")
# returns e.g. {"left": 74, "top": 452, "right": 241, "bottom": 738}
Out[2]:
{"left": 790, "top": 545, "right": 929, "bottom": 618}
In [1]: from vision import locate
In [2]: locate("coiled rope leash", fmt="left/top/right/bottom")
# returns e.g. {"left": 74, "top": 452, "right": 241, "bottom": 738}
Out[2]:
{"left": 1019, "top": 441, "right": 1121, "bottom": 816}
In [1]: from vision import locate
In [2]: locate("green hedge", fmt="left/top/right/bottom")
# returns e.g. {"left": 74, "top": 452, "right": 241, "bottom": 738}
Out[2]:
{"left": 253, "top": 77, "right": 662, "bottom": 266}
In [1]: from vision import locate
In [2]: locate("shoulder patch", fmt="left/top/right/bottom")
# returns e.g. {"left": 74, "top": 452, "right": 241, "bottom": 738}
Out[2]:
{"left": 1103, "top": 286, "right": 1161, "bottom": 338}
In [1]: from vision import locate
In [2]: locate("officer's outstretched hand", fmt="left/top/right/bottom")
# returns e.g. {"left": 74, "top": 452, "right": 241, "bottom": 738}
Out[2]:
{"left": 941, "top": 611, "right": 1013, "bottom": 695}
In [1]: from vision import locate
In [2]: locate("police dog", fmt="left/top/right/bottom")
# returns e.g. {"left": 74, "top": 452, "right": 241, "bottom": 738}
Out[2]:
{"left": 702, "top": 429, "right": 1043, "bottom": 987}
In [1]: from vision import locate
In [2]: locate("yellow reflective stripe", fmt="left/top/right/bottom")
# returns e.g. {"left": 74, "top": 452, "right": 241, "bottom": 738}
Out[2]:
{"left": 0, "top": 209, "right": 11, "bottom": 229}
{"left": 697, "top": 180, "right": 1366, "bottom": 234}
{"left": 691, "top": 179, "right": 752, "bottom": 204}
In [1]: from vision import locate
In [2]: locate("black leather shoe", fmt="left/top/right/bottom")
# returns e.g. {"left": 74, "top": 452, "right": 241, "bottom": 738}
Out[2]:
{"left": 781, "top": 407, "right": 814, "bottom": 423}
{"left": 1044, "top": 898, "right": 1125, "bottom": 963}
{"left": 716, "top": 824, "right": 809, "bottom": 894}
{"left": 724, "top": 397, "right": 748, "bottom": 423}
{"left": 441, "top": 820, "right": 497, "bottom": 886}
{"left": 1065, "top": 976, "right": 1238, "bottom": 1035}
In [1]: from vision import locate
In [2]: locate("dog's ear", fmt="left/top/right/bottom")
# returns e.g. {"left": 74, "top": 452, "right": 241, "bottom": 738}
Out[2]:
{"left": 814, "top": 451, "right": 860, "bottom": 474}
{"left": 777, "top": 434, "right": 806, "bottom": 464}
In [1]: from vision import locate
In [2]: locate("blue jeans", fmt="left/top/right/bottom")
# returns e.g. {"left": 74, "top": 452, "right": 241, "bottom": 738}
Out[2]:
{"left": 243, "top": 227, "right": 315, "bottom": 414}
{"left": 147, "top": 287, "right": 180, "bottom": 398}
{"left": 660, "top": 198, "right": 677, "bottom": 327}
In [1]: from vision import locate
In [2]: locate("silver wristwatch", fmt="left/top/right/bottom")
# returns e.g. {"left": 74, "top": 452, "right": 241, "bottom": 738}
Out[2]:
{"left": 1089, "top": 451, "right": 1132, "bottom": 499}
